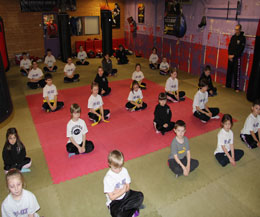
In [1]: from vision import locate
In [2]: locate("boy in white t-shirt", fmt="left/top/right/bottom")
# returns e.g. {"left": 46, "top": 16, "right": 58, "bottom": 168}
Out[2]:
{"left": 66, "top": 104, "right": 94, "bottom": 155}
{"left": 240, "top": 99, "right": 260, "bottom": 149}
{"left": 76, "top": 45, "right": 89, "bottom": 65}
{"left": 193, "top": 78, "right": 220, "bottom": 123}
{"left": 159, "top": 57, "right": 170, "bottom": 75}
{"left": 103, "top": 150, "right": 144, "bottom": 217}
{"left": 43, "top": 49, "right": 58, "bottom": 72}
{"left": 27, "top": 61, "right": 46, "bottom": 89}
{"left": 42, "top": 73, "right": 64, "bottom": 112}
{"left": 149, "top": 47, "right": 159, "bottom": 70}
{"left": 64, "top": 58, "right": 80, "bottom": 83}
{"left": 20, "top": 53, "right": 31, "bottom": 76}
{"left": 132, "top": 63, "right": 146, "bottom": 89}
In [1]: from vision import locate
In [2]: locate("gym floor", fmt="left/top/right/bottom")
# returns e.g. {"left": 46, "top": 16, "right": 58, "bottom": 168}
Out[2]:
{"left": 0, "top": 55, "right": 259, "bottom": 217}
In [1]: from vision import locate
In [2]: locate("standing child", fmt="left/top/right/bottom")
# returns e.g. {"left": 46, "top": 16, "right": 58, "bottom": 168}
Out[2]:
{"left": 165, "top": 68, "right": 185, "bottom": 102}
{"left": 149, "top": 47, "right": 159, "bottom": 69}
{"left": 94, "top": 66, "right": 111, "bottom": 96}
{"left": 76, "top": 45, "right": 89, "bottom": 65}
{"left": 193, "top": 78, "right": 220, "bottom": 123}
{"left": 102, "top": 53, "right": 117, "bottom": 76}
{"left": 103, "top": 150, "right": 144, "bottom": 217}
{"left": 159, "top": 57, "right": 170, "bottom": 75}
{"left": 215, "top": 114, "right": 244, "bottom": 167}
{"left": 88, "top": 82, "right": 110, "bottom": 124}
{"left": 66, "top": 104, "right": 94, "bottom": 155}
{"left": 116, "top": 45, "right": 129, "bottom": 65}
{"left": 126, "top": 80, "right": 147, "bottom": 112}
{"left": 1, "top": 169, "right": 40, "bottom": 217}
{"left": 42, "top": 73, "right": 64, "bottom": 112}
{"left": 20, "top": 53, "right": 31, "bottom": 76}
{"left": 168, "top": 120, "right": 199, "bottom": 177}
{"left": 43, "top": 48, "right": 58, "bottom": 72}
{"left": 240, "top": 99, "right": 260, "bottom": 149}
{"left": 199, "top": 65, "right": 217, "bottom": 96}
{"left": 154, "top": 92, "right": 175, "bottom": 135}
{"left": 27, "top": 61, "right": 46, "bottom": 89}
{"left": 64, "top": 58, "right": 80, "bottom": 83}
{"left": 132, "top": 63, "right": 146, "bottom": 89}
{"left": 2, "top": 128, "right": 32, "bottom": 173}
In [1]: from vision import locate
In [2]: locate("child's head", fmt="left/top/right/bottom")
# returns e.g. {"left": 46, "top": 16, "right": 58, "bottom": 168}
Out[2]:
{"left": 32, "top": 61, "right": 38, "bottom": 69}
{"left": 46, "top": 48, "right": 52, "bottom": 56}
{"left": 22, "top": 52, "right": 27, "bottom": 59}
{"left": 79, "top": 45, "right": 84, "bottom": 51}
{"left": 67, "top": 58, "right": 72, "bottom": 64}
{"left": 5, "top": 128, "right": 24, "bottom": 151}
{"left": 170, "top": 67, "right": 178, "bottom": 79}
{"left": 252, "top": 99, "right": 260, "bottom": 116}
{"left": 204, "top": 65, "right": 211, "bottom": 77}
{"left": 152, "top": 47, "right": 157, "bottom": 54}
{"left": 131, "top": 80, "right": 140, "bottom": 92}
{"left": 162, "top": 57, "right": 167, "bottom": 62}
{"left": 108, "top": 150, "right": 124, "bottom": 173}
{"left": 70, "top": 103, "right": 81, "bottom": 119}
{"left": 135, "top": 63, "right": 141, "bottom": 71}
{"left": 174, "top": 120, "right": 186, "bottom": 138}
{"left": 158, "top": 92, "right": 167, "bottom": 106}
{"left": 6, "top": 169, "right": 25, "bottom": 197}
{"left": 91, "top": 82, "right": 99, "bottom": 95}
{"left": 198, "top": 78, "right": 208, "bottom": 92}
{"left": 97, "top": 66, "right": 104, "bottom": 77}
{"left": 45, "top": 73, "right": 53, "bottom": 85}
{"left": 119, "top": 45, "right": 124, "bottom": 51}
{"left": 221, "top": 114, "right": 233, "bottom": 131}
{"left": 104, "top": 53, "right": 109, "bottom": 60}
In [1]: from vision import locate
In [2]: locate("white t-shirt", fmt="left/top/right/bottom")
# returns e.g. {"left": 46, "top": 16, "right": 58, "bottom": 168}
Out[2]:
{"left": 241, "top": 113, "right": 259, "bottom": 135}
{"left": 88, "top": 94, "right": 103, "bottom": 110}
{"left": 28, "top": 68, "right": 43, "bottom": 80}
{"left": 132, "top": 71, "right": 144, "bottom": 82}
{"left": 214, "top": 128, "right": 233, "bottom": 154}
{"left": 77, "top": 51, "right": 87, "bottom": 60}
{"left": 44, "top": 55, "right": 56, "bottom": 67}
{"left": 149, "top": 53, "right": 159, "bottom": 64}
{"left": 160, "top": 62, "right": 169, "bottom": 70}
{"left": 43, "top": 84, "right": 58, "bottom": 101}
{"left": 1, "top": 189, "right": 40, "bottom": 217}
{"left": 66, "top": 118, "right": 88, "bottom": 144}
{"left": 257, "top": 115, "right": 260, "bottom": 129}
{"left": 165, "top": 77, "right": 178, "bottom": 92}
{"left": 103, "top": 167, "right": 131, "bottom": 206}
{"left": 128, "top": 88, "right": 143, "bottom": 102}
{"left": 20, "top": 59, "right": 31, "bottom": 70}
{"left": 192, "top": 90, "right": 208, "bottom": 113}
{"left": 64, "top": 63, "right": 76, "bottom": 76}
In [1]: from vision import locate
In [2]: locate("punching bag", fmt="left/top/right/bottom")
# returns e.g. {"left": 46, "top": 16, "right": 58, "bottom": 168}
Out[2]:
{"left": 0, "top": 16, "right": 9, "bottom": 71}
{"left": 101, "top": 10, "right": 112, "bottom": 56}
{"left": 247, "top": 20, "right": 260, "bottom": 102}
{"left": 58, "top": 13, "right": 71, "bottom": 62}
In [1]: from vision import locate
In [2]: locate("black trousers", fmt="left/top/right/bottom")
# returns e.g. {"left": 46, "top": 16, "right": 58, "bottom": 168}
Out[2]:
{"left": 193, "top": 108, "right": 219, "bottom": 122}
{"left": 118, "top": 58, "right": 129, "bottom": 65}
{"left": 149, "top": 63, "right": 159, "bottom": 69}
{"left": 215, "top": 149, "right": 244, "bottom": 167}
{"left": 88, "top": 109, "right": 110, "bottom": 122}
{"left": 110, "top": 190, "right": 144, "bottom": 217}
{"left": 76, "top": 60, "right": 89, "bottom": 65}
{"left": 240, "top": 132, "right": 259, "bottom": 149}
{"left": 43, "top": 65, "right": 58, "bottom": 72}
{"left": 226, "top": 57, "right": 241, "bottom": 90}
{"left": 20, "top": 69, "right": 29, "bottom": 76}
{"left": 139, "top": 82, "right": 146, "bottom": 90}
{"left": 155, "top": 122, "right": 175, "bottom": 134}
{"left": 168, "top": 156, "right": 199, "bottom": 176}
{"left": 27, "top": 79, "right": 46, "bottom": 89}
{"left": 99, "top": 87, "right": 111, "bottom": 96}
{"left": 64, "top": 74, "right": 80, "bottom": 82}
{"left": 125, "top": 102, "right": 147, "bottom": 111}
{"left": 42, "top": 101, "right": 64, "bottom": 112}
{"left": 66, "top": 140, "right": 94, "bottom": 154}
{"left": 166, "top": 91, "right": 185, "bottom": 101}
{"left": 208, "top": 87, "right": 217, "bottom": 96}
{"left": 104, "top": 69, "right": 118, "bottom": 77}
{"left": 4, "top": 157, "right": 31, "bottom": 171}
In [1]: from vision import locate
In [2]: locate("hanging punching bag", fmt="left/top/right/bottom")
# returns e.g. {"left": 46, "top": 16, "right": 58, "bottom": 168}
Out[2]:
{"left": 0, "top": 16, "right": 9, "bottom": 71}
{"left": 247, "top": 20, "right": 260, "bottom": 102}
{"left": 101, "top": 10, "right": 112, "bottom": 56}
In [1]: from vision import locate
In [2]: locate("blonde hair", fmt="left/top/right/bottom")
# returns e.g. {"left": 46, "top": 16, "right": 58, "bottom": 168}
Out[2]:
{"left": 108, "top": 150, "right": 124, "bottom": 168}
{"left": 6, "top": 169, "right": 25, "bottom": 190}
{"left": 70, "top": 103, "right": 81, "bottom": 115}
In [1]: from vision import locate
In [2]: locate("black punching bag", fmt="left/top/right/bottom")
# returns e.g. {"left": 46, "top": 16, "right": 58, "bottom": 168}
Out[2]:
{"left": 247, "top": 20, "right": 260, "bottom": 102}
{"left": 101, "top": 10, "right": 112, "bottom": 56}
{"left": 0, "top": 16, "right": 10, "bottom": 71}
{"left": 58, "top": 13, "right": 71, "bottom": 62}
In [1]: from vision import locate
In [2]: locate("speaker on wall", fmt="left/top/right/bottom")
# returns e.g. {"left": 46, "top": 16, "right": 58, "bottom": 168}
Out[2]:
{"left": 101, "top": 10, "right": 112, "bottom": 56}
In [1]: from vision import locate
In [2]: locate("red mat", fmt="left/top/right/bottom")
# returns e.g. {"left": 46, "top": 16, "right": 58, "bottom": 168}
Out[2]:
{"left": 26, "top": 79, "right": 223, "bottom": 184}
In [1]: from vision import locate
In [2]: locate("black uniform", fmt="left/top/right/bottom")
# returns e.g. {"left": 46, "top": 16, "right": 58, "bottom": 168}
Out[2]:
{"left": 102, "top": 58, "right": 117, "bottom": 76}
{"left": 199, "top": 72, "right": 217, "bottom": 96}
{"left": 116, "top": 49, "right": 129, "bottom": 65}
{"left": 94, "top": 73, "right": 111, "bottom": 96}
{"left": 226, "top": 31, "right": 246, "bottom": 90}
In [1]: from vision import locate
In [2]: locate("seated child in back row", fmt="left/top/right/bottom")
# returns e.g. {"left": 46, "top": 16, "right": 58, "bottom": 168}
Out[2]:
{"left": 165, "top": 68, "right": 185, "bottom": 102}
{"left": 214, "top": 114, "right": 244, "bottom": 167}
{"left": 102, "top": 53, "right": 117, "bottom": 76}
{"left": 42, "top": 73, "right": 64, "bottom": 112}
{"left": 103, "top": 150, "right": 144, "bottom": 217}
{"left": 94, "top": 66, "right": 111, "bottom": 96}
{"left": 154, "top": 92, "right": 175, "bottom": 135}
{"left": 76, "top": 45, "right": 89, "bottom": 65}
{"left": 126, "top": 80, "right": 147, "bottom": 112}
{"left": 88, "top": 82, "right": 110, "bottom": 124}
{"left": 159, "top": 57, "right": 170, "bottom": 75}
{"left": 20, "top": 52, "right": 31, "bottom": 76}
{"left": 132, "top": 63, "right": 146, "bottom": 89}
{"left": 43, "top": 48, "right": 58, "bottom": 73}
{"left": 27, "top": 61, "right": 46, "bottom": 89}
{"left": 66, "top": 103, "right": 94, "bottom": 155}
{"left": 116, "top": 45, "right": 129, "bottom": 65}
{"left": 149, "top": 47, "right": 159, "bottom": 69}
{"left": 193, "top": 78, "right": 220, "bottom": 123}
{"left": 199, "top": 65, "right": 217, "bottom": 97}
{"left": 240, "top": 99, "right": 260, "bottom": 149}
{"left": 64, "top": 58, "right": 80, "bottom": 83}
{"left": 168, "top": 120, "right": 199, "bottom": 177}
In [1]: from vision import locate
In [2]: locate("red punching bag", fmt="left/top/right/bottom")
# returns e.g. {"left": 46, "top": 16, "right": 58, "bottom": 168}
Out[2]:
{"left": 0, "top": 16, "right": 9, "bottom": 71}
